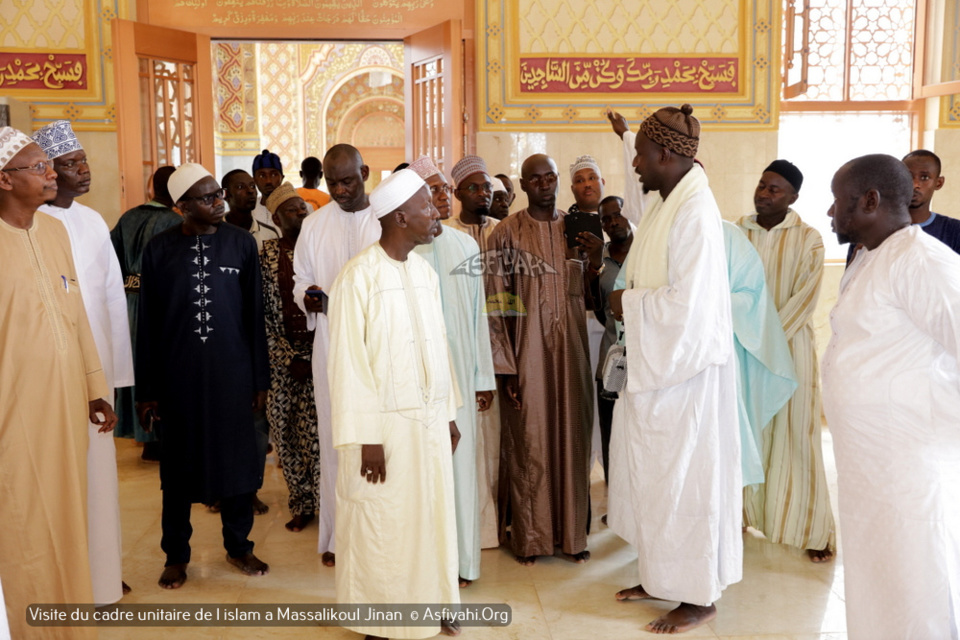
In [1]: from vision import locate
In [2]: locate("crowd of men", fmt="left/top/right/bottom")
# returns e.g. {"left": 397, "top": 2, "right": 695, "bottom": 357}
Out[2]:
{"left": 0, "top": 105, "right": 958, "bottom": 640}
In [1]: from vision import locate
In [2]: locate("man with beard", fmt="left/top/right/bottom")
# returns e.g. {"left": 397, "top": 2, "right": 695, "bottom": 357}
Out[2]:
{"left": 261, "top": 182, "right": 318, "bottom": 532}
{"left": 438, "top": 155, "right": 504, "bottom": 549}
{"left": 35, "top": 119, "right": 134, "bottom": 606}
{"left": 137, "top": 163, "right": 270, "bottom": 589}
{"left": 293, "top": 144, "right": 381, "bottom": 567}
{"left": 486, "top": 153, "right": 593, "bottom": 566}
{"left": 607, "top": 105, "right": 742, "bottom": 634}
{"left": 444, "top": 155, "right": 500, "bottom": 253}
{"left": 410, "top": 156, "right": 496, "bottom": 586}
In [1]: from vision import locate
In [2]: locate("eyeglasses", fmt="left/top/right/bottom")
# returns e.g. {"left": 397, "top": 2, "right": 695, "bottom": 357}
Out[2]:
{"left": 458, "top": 182, "right": 493, "bottom": 195}
{"left": 430, "top": 184, "right": 453, "bottom": 196}
{"left": 181, "top": 188, "right": 225, "bottom": 206}
{"left": 2, "top": 161, "right": 51, "bottom": 175}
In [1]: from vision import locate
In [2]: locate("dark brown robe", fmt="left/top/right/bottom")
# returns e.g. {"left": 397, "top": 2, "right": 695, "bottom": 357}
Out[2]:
{"left": 486, "top": 208, "right": 593, "bottom": 557}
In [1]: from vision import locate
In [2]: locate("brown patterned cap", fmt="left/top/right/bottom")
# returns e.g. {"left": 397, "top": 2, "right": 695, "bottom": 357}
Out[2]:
{"left": 265, "top": 181, "right": 301, "bottom": 215}
{"left": 450, "top": 155, "right": 488, "bottom": 186}
{"left": 640, "top": 104, "right": 700, "bottom": 158}
{"left": 408, "top": 155, "right": 441, "bottom": 180}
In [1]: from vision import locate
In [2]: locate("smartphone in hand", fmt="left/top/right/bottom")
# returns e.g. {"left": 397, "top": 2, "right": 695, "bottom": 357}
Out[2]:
{"left": 306, "top": 288, "right": 329, "bottom": 314}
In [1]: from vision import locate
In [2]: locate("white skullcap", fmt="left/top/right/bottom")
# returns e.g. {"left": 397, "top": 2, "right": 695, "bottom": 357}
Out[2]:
{"left": 408, "top": 155, "right": 441, "bottom": 180}
{"left": 0, "top": 127, "right": 35, "bottom": 170}
{"left": 168, "top": 163, "right": 214, "bottom": 203}
{"left": 490, "top": 177, "right": 506, "bottom": 193}
{"left": 450, "top": 155, "right": 488, "bottom": 187}
{"left": 31, "top": 120, "right": 83, "bottom": 160}
{"left": 370, "top": 169, "right": 426, "bottom": 219}
{"left": 569, "top": 155, "right": 602, "bottom": 182}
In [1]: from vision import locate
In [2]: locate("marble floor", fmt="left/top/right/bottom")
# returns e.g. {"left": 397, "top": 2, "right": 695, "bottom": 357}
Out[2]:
{"left": 105, "top": 430, "right": 846, "bottom": 640}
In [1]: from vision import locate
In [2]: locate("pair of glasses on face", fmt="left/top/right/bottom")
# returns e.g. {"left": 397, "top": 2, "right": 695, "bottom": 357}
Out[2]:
{"left": 458, "top": 182, "right": 493, "bottom": 195}
{"left": 182, "top": 188, "right": 225, "bottom": 206}
{"left": 430, "top": 184, "right": 453, "bottom": 196}
{"left": 2, "top": 161, "right": 50, "bottom": 175}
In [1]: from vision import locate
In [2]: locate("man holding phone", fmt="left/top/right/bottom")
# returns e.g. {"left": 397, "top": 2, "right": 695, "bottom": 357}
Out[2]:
{"left": 292, "top": 144, "right": 381, "bottom": 567}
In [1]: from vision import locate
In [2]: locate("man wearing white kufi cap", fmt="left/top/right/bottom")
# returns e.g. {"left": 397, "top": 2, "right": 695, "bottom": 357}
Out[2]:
{"left": 292, "top": 143, "right": 381, "bottom": 567}
{"left": 0, "top": 126, "right": 117, "bottom": 639}
{"left": 411, "top": 156, "right": 496, "bottom": 586}
{"left": 34, "top": 119, "right": 135, "bottom": 606}
{"left": 136, "top": 162, "right": 271, "bottom": 589}
{"left": 328, "top": 169, "right": 462, "bottom": 639}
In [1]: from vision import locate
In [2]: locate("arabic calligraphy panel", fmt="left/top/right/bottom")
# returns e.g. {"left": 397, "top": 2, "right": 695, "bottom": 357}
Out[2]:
{"left": 479, "top": 0, "right": 776, "bottom": 131}
{"left": 0, "top": 53, "right": 87, "bottom": 91}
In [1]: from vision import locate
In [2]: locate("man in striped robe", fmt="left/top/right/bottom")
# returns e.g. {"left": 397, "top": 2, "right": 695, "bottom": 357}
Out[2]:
{"left": 737, "top": 160, "right": 836, "bottom": 562}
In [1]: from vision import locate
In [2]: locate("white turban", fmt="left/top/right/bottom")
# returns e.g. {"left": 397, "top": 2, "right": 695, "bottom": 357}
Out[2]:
{"left": 490, "top": 177, "right": 506, "bottom": 193}
{"left": 569, "top": 155, "right": 602, "bottom": 182}
{"left": 168, "top": 163, "right": 214, "bottom": 203}
{"left": 0, "top": 127, "right": 35, "bottom": 170}
{"left": 370, "top": 169, "right": 426, "bottom": 219}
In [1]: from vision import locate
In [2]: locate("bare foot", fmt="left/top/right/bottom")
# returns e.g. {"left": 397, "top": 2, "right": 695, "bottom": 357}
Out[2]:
{"left": 252, "top": 493, "right": 270, "bottom": 515}
{"left": 565, "top": 550, "right": 590, "bottom": 563}
{"left": 121, "top": 581, "right": 131, "bottom": 595}
{"left": 226, "top": 552, "right": 269, "bottom": 576}
{"left": 285, "top": 513, "right": 315, "bottom": 532}
{"left": 515, "top": 555, "right": 536, "bottom": 566}
{"left": 441, "top": 619, "right": 462, "bottom": 636}
{"left": 322, "top": 551, "right": 335, "bottom": 567}
{"left": 459, "top": 575, "right": 472, "bottom": 588}
{"left": 158, "top": 564, "right": 187, "bottom": 589}
{"left": 615, "top": 584, "right": 654, "bottom": 601}
{"left": 645, "top": 603, "right": 716, "bottom": 634}
{"left": 807, "top": 547, "right": 834, "bottom": 563}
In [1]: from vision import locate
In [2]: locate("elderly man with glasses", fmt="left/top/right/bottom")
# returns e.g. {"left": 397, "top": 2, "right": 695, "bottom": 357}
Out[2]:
{"left": 135, "top": 162, "right": 271, "bottom": 590}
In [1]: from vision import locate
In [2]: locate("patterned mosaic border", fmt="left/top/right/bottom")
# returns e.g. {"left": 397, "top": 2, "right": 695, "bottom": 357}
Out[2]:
{"left": 477, "top": 0, "right": 778, "bottom": 131}
{"left": 18, "top": 0, "right": 122, "bottom": 132}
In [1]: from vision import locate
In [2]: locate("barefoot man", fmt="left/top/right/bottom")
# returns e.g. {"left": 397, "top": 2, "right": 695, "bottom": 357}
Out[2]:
{"left": 608, "top": 105, "right": 743, "bottom": 634}
{"left": 328, "top": 169, "right": 461, "bottom": 639}
{"left": 136, "top": 163, "right": 270, "bottom": 588}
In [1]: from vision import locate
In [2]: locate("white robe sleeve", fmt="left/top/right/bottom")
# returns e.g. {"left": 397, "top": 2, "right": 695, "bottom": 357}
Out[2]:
{"left": 100, "top": 223, "right": 135, "bottom": 389}
{"left": 621, "top": 195, "right": 732, "bottom": 393}
{"left": 327, "top": 264, "right": 386, "bottom": 448}
{"left": 473, "top": 262, "right": 497, "bottom": 393}
{"left": 292, "top": 212, "right": 319, "bottom": 331}
{"left": 621, "top": 130, "right": 647, "bottom": 227}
